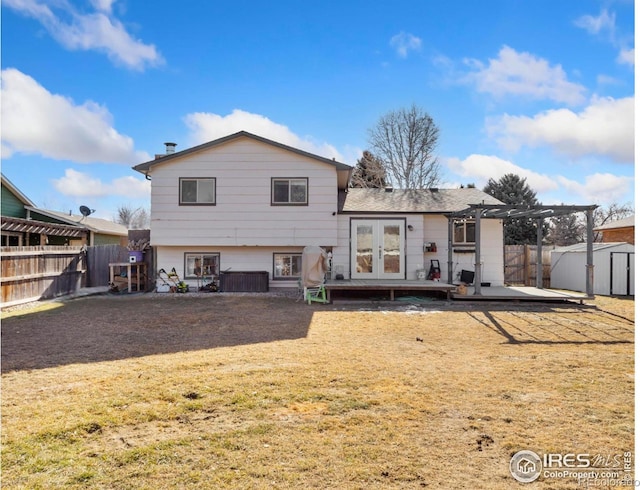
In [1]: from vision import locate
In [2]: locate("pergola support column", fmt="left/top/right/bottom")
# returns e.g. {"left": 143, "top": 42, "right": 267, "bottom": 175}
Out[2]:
{"left": 474, "top": 208, "right": 482, "bottom": 295}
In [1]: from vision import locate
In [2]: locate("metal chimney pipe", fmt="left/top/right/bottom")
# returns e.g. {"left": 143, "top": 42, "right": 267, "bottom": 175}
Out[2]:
{"left": 164, "top": 142, "right": 177, "bottom": 154}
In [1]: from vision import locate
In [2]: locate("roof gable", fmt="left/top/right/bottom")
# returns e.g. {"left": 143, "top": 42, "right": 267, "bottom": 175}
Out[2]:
{"left": 133, "top": 131, "right": 353, "bottom": 174}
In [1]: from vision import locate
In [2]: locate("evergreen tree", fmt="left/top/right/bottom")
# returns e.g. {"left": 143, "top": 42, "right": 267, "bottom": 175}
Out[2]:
{"left": 483, "top": 173, "right": 547, "bottom": 245}
{"left": 350, "top": 151, "right": 387, "bottom": 188}
{"left": 548, "top": 211, "right": 584, "bottom": 245}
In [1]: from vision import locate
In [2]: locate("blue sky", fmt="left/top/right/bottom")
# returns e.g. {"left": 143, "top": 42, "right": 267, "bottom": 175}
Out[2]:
{"left": 1, "top": 0, "right": 635, "bottom": 221}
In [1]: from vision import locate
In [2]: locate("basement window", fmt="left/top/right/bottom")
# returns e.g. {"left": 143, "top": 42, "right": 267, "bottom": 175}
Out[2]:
{"left": 184, "top": 253, "right": 220, "bottom": 279}
{"left": 273, "top": 253, "right": 302, "bottom": 279}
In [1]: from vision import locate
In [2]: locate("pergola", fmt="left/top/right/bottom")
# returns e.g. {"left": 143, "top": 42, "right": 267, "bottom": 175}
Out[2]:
{"left": 448, "top": 204, "right": 599, "bottom": 297}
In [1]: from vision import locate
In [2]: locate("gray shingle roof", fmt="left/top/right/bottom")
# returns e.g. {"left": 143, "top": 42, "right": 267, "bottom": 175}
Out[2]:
{"left": 339, "top": 188, "right": 504, "bottom": 214}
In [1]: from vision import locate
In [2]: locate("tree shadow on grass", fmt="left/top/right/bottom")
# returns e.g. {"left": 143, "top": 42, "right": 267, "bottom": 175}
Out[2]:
{"left": 467, "top": 302, "right": 634, "bottom": 345}
{"left": 1, "top": 295, "right": 317, "bottom": 373}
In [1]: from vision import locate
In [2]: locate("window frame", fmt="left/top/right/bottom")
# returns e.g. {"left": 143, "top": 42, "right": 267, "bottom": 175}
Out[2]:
{"left": 179, "top": 177, "right": 216, "bottom": 205}
{"left": 273, "top": 252, "right": 303, "bottom": 280}
{"left": 184, "top": 252, "right": 220, "bottom": 279}
{"left": 453, "top": 219, "right": 476, "bottom": 245}
{"left": 271, "top": 177, "right": 308, "bottom": 206}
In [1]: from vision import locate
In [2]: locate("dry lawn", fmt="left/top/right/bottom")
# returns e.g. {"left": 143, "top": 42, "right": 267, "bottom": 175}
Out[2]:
{"left": 1, "top": 293, "right": 634, "bottom": 489}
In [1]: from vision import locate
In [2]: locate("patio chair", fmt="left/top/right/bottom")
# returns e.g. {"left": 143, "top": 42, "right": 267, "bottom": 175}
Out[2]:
{"left": 305, "top": 283, "right": 327, "bottom": 304}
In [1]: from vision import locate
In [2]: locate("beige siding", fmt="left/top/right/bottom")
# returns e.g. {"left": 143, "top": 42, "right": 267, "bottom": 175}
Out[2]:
{"left": 156, "top": 245, "right": 305, "bottom": 290}
{"left": 149, "top": 138, "right": 339, "bottom": 247}
{"left": 424, "top": 215, "right": 504, "bottom": 285}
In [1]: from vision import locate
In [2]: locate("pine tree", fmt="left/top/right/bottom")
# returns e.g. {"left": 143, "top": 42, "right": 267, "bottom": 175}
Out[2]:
{"left": 548, "top": 211, "right": 584, "bottom": 245}
{"left": 350, "top": 151, "right": 387, "bottom": 188}
{"left": 483, "top": 174, "right": 547, "bottom": 245}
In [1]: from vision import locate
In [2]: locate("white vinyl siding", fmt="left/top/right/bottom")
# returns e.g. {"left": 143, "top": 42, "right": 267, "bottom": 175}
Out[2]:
{"left": 149, "top": 138, "right": 339, "bottom": 247}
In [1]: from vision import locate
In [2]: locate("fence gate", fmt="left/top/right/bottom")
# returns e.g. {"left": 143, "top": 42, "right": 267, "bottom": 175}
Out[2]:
{"left": 86, "top": 244, "right": 128, "bottom": 287}
{"left": 504, "top": 245, "right": 552, "bottom": 287}
{"left": 610, "top": 252, "right": 635, "bottom": 296}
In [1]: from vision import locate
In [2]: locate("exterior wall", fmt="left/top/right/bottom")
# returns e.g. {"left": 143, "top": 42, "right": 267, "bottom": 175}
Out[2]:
{"left": 550, "top": 243, "right": 635, "bottom": 295}
{"left": 155, "top": 245, "right": 305, "bottom": 290}
{"left": 332, "top": 214, "right": 505, "bottom": 285}
{"left": 424, "top": 215, "right": 504, "bottom": 286}
{"left": 148, "top": 138, "right": 339, "bottom": 247}
{"left": 601, "top": 227, "right": 634, "bottom": 245}
{"left": 1, "top": 184, "right": 28, "bottom": 218}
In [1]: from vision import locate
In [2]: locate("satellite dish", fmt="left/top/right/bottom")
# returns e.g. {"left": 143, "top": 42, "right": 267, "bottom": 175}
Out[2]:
{"left": 79, "top": 205, "right": 94, "bottom": 217}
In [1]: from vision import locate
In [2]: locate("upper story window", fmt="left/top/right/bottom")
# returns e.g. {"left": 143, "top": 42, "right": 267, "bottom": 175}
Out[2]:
{"left": 180, "top": 178, "right": 215, "bottom": 205}
{"left": 453, "top": 219, "right": 475, "bottom": 244}
{"left": 271, "top": 178, "right": 308, "bottom": 205}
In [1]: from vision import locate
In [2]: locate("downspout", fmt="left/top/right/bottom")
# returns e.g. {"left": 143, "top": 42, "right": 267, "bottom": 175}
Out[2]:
{"left": 474, "top": 208, "right": 482, "bottom": 295}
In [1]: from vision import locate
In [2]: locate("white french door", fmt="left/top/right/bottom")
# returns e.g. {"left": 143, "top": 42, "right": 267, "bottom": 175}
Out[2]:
{"left": 351, "top": 219, "right": 405, "bottom": 279}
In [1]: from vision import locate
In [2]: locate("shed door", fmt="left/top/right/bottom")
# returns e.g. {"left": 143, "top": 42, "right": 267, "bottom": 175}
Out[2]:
{"left": 611, "top": 252, "right": 635, "bottom": 296}
{"left": 351, "top": 219, "right": 405, "bottom": 280}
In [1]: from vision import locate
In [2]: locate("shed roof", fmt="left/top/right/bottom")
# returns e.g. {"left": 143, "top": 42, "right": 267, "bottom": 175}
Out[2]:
{"left": 339, "top": 187, "right": 503, "bottom": 214}
{"left": 551, "top": 242, "right": 634, "bottom": 253}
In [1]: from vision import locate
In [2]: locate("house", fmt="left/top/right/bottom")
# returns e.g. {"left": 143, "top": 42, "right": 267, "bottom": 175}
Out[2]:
{"left": 594, "top": 215, "right": 634, "bottom": 245}
{"left": 134, "top": 131, "right": 505, "bottom": 291}
{"left": 1, "top": 173, "right": 127, "bottom": 246}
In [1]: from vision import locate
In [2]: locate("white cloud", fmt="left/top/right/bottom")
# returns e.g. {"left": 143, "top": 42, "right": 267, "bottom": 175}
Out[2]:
{"left": 446, "top": 154, "right": 632, "bottom": 205}
{"left": 52, "top": 169, "right": 150, "bottom": 198}
{"left": 183, "top": 109, "right": 346, "bottom": 162}
{"left": 487, "top": 95, "right": 634, "bottom": 163}
{"left": 0, "top": 68, "right": 150, "bottom": 164}
{"left": 574, "top": 9, "right": 616, "bottom": 38}
{"left": 463, "top": 46, "right": 587, "bottom": 105}
{"left": 557, "top": 173, "right": 633, "bottom": 204}
{"left": 446, "top": 154, "right": 558, "bottom": 192}
{"left": 617, "top": 47, "right": 634, "bottom": 66}
{"left": 3, "top": 0, "right": 162, "bottom": 70}
{"left": 390, "top": 32, "right": 422, "bottom": 58}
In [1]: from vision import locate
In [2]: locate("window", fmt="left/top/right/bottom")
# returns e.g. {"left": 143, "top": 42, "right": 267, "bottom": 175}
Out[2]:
{"left": 180, "top": 178, "right": 215, "bottom": 205}
{"left": 453, "top": 219, "right": 476, "bottom": 244}
{"left": 271, "top": 178, "right": 308, "bottom": 205}
{"left": 184, "top": 253, "right": 220, "bottom": 278}
{"left": 273, "top": 253, "right": 302, "bottom": 279}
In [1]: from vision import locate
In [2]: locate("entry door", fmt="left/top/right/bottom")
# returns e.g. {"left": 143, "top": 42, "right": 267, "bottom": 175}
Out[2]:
{"left": 351, "top": 219, "right": 405, "bottom": 279}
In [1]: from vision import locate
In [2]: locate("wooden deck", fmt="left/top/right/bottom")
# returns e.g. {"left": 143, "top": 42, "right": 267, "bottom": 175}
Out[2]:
{"left": 324, "top": 279, "right": 457, "bottom": 302}
{"left": 323, "top": 280, "right": 590, "bottom": 303}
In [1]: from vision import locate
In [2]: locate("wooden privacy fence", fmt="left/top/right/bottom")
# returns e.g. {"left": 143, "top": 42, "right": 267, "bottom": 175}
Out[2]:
{"left": 86, "top": 244, "right": 128, "bottom": 287}
{"left": 504, "top": 245, "right": 553, "bottom": 287}
{"left": 1, "top": 246, "right": 86, "bottom": 307}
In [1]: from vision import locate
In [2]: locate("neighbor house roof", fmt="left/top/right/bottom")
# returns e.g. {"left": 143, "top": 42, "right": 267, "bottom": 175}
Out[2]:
{"left": 133, "top": 130, "right": 353, "bottom": 173}
{"left": 593, "top": 215, "right": 635, "bottom": 231}
{"left": 338, "top": 187, "right": 504, "bottom": 214}
{"left": 27, "top": 207, "right": 128, "bottom": 236}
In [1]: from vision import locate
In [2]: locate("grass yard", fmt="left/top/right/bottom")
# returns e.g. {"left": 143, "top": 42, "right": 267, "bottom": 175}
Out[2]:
{"left": 1, "top": 294, "right": 634, "bottom": 489}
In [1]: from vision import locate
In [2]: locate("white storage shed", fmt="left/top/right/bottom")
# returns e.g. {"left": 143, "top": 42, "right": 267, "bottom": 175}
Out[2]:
{"left": 550, "top": 242, "right": 635, "bottom": 296}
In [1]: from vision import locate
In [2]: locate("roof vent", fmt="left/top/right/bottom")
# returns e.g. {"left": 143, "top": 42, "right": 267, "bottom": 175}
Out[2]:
{"left": 164, "top": 142, "right": 177, "bottom": 154}
{"left": 385, "top": 186, "right": 393, "bottom": 193}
